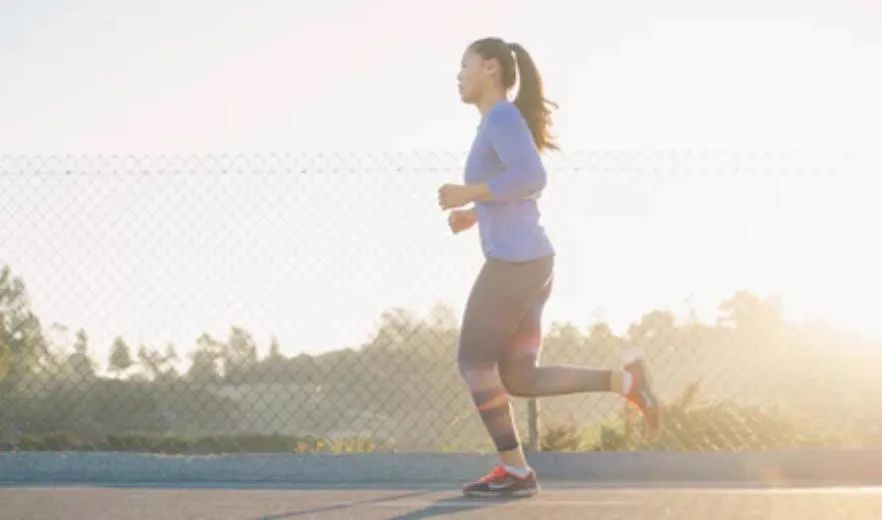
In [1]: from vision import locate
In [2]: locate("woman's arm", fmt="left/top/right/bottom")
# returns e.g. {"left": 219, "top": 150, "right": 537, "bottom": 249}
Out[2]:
{"left": 464, "top": 183, "right": 492, "bottom": 202}
{"left": 437, "top": 106, "right": 546, "bottom": 210}
{"left": 481, "top": 106, "right": 547, "bottom": 202}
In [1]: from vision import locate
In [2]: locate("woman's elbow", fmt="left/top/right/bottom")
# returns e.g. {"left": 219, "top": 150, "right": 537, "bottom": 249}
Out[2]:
{"left": 508, "top": 170, "right": 545, "bottom": 200}
{"left": 526, "top": 168, "right": 547, "bottom": 194}
{"left": 489, "top": 166, "right": 547, "bottom": 201}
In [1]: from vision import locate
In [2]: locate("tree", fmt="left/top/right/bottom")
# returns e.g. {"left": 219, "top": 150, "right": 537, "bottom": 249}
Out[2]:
{"left": 286, "top": 352, "right": 318, "bottom": 384}
{"left": 137, "top": 342, "right": 178, "bottom": 381}
{"left": 718, "top": 291, "right": 783, "bottom": 331}
{"left": 0, "top": 265, "right": 49, "bottom": 386}
{"left": 108, "top": 336, "right": 133, "bottom": 376}
{"left": 163, "top": 343, "right": 180, "bottom": 366}
{"left": 268, "top": 336, "right": 283, "bottom": 361}
{"left": 627, "top": 310, "right": 677, "bottom": 353}
{"left": 225, "top": 327, "right": 258, "bottom": 383}
{"left": 428, "top": 302, "right": 458, "bottom": 331}
{"left": 186, "top": 333, "right": 223, "bottom": 384}
{"left": 539, "top": 321, "right": 588, "bottom": 364}
{"left": 368, "top": 308, "right": 419, "bottom": 351}
{"left": 585, "top": 321, "right": 623, "bottom": 358}
{"left": 43, "top": 322, "right": 70, "bottom": 373}
{"left": 248, "top": 335, "right": 289, "bottom": 383}
{"left": 588, "top": 322, "right": 615, "bottom": 342}
{"left": 66, "top": 328, "right": 96, "bottom": 381}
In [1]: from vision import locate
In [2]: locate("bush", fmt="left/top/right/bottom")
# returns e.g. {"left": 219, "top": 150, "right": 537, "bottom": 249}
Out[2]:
{"left": 541, "top": 381, "right": 846, "bottom": 452}
{"left": 0, "top": 433, "right": 391, "bottom": 454}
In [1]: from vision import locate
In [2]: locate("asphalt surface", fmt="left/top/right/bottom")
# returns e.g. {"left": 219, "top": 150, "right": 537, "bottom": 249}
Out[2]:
{"left": 2, "top": 483, "right": 882, "bottom": 519}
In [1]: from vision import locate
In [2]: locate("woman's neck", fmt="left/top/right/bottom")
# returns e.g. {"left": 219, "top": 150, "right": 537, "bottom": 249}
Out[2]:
{"left": 477, "top": 89, "right": 507, "bottom": 117}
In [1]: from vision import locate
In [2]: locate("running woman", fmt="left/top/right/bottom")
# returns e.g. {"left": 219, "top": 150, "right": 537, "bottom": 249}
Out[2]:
{"left": 438, "top": 37, "right": 662, "bottom": 498}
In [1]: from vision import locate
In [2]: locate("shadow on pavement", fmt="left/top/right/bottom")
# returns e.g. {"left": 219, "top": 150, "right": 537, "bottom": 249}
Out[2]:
{"left": 251, "top": 490, "right": 434, "bottom": 519}
{"left": 389, "top": 494, "right": 528, "bottom": 519}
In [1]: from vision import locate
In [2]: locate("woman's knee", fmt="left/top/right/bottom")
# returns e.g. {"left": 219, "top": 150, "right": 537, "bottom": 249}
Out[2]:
{"left": 457, "top": 337, "right": 497, "bottom": 380}
{"left": 499, "top": 362, "right": 536, "bottom": 397}
{"left": 457, "top": 354, "right": 495, "bottom": 390}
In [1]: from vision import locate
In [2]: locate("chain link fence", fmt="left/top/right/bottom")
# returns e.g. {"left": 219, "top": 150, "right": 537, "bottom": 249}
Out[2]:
{"left": 2, "top": 150, "right": 882, "bottom": 454}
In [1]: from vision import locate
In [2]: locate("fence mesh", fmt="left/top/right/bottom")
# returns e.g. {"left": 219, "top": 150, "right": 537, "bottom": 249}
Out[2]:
{"left": 2, "top": 150, "right": 881, "bottom": 453}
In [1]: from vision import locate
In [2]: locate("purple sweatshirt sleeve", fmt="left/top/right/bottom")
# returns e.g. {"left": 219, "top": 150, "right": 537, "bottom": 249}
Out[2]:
{"left": 484, "top": 105, "right": 547, "bottom": 202}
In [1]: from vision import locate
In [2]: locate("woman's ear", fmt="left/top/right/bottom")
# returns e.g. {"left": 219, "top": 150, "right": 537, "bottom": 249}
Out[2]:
{"left": 482, "top": 57, "right": 500, "bottom": 79}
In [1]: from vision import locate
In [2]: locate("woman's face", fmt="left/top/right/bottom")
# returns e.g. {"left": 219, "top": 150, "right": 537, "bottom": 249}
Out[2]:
{"left": 457, "top": 48, "right": 498, "bottom": 104}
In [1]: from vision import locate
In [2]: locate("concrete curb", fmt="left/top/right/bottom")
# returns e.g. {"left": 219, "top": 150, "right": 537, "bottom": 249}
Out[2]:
{"left": 2, "top": 450, "right": 882, "bottom": 485}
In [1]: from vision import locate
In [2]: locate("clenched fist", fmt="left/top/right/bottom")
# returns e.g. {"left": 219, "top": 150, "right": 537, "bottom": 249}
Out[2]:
{"left": 438, "top": 184, "right": 474, "bottom": 210}
{"left": 448, "top": 208, "right": 478, "bottom": 234}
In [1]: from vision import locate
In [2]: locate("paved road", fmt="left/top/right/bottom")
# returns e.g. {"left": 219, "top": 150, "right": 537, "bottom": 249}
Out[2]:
{"left": 2, "top": 484, "right": 881, "bottom": 519}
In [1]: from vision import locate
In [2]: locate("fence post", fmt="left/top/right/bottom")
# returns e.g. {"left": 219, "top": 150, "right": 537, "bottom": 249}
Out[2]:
{"left": 527, "top": 397, "right": 540, "bottom": 451}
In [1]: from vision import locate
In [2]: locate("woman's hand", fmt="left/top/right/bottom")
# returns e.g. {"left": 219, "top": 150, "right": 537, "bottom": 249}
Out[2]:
{"left": 438, "top": 183, "right": 476, "bottom": 210}
{"left": 448, "top": 208, "right": 478, "bottom": 234}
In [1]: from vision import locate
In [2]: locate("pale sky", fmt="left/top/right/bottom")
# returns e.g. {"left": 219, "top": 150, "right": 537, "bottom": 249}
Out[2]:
{"left": 3, "top": 0, "right": 881, "bottom": 153}
{"left": 2, "top": 1, "right": 882, "bottom": 366}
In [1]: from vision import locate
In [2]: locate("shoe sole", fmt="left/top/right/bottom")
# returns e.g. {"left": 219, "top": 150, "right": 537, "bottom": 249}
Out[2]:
{"left": 463, "top": 486, "right": 540, "bottom": 498}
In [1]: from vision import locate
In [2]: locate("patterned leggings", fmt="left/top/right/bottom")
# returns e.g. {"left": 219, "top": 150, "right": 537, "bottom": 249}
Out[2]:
{"left": 457, "top": 254, "right": 612, "bottom": 452}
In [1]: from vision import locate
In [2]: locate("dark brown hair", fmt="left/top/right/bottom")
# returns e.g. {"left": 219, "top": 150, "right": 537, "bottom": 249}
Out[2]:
{"left": 469, "top": 37, "right": 558, "bottom": 151}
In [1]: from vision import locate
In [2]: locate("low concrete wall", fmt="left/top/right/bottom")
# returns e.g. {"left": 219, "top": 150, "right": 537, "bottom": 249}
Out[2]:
{"left": 2, "top": 450, "right": 882, "bottom": 485}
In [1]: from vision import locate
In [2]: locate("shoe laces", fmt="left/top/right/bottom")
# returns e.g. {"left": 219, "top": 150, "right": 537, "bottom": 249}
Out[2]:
{"left": 477, "top": 465, "right": 507, "bottom": 483}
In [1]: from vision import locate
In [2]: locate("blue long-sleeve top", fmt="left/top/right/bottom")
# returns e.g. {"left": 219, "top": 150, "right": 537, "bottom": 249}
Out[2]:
{"left": 464, "top": 100, "right": 555, "bottom": 262}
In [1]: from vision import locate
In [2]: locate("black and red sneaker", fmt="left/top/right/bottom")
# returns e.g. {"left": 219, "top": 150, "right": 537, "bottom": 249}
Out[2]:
{"left": 624, "top": 353, "right": 663, "bottom": 435}
{"left": 462, "top": 465, "right": 540, "bottom": 498}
